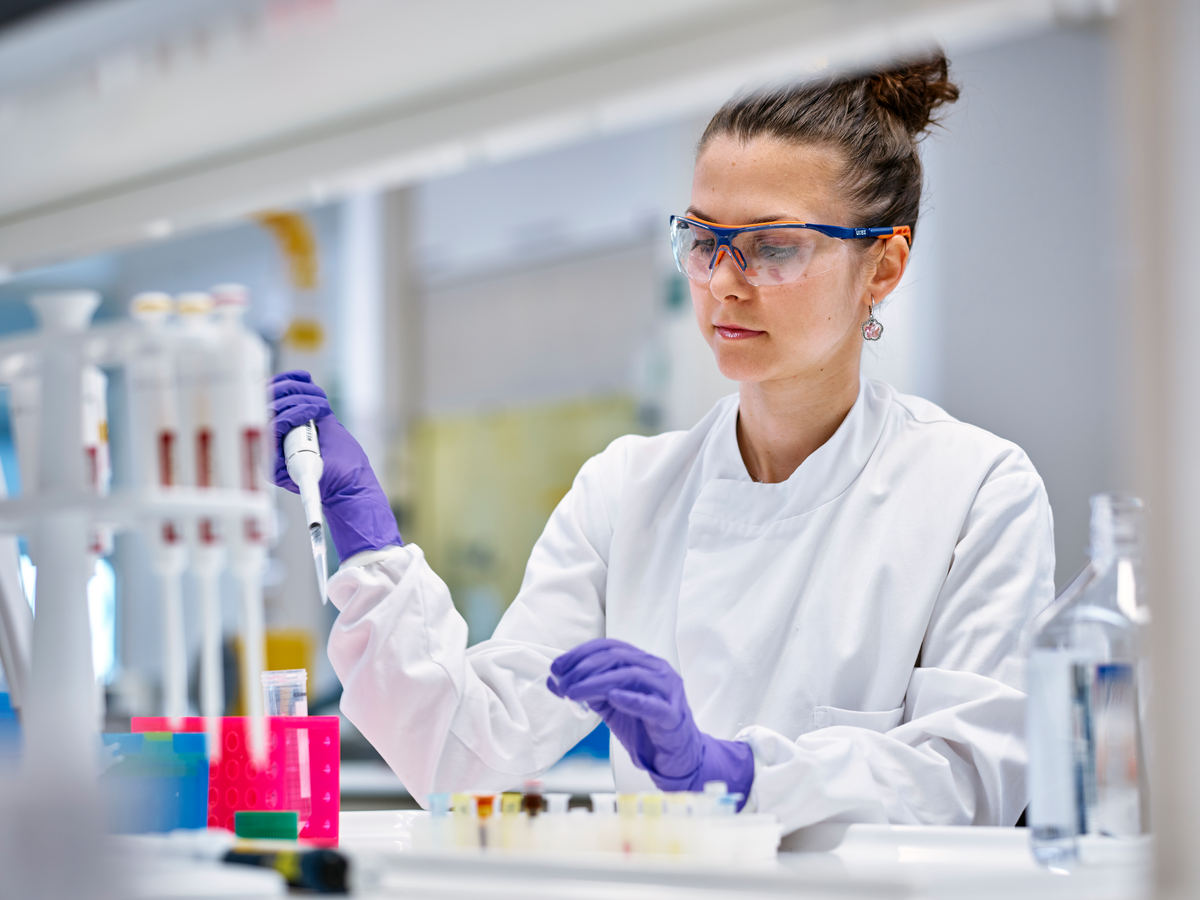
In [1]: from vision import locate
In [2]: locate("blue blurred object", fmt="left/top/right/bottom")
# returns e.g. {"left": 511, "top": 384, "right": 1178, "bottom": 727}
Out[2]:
{"left": 101, "top": 732, "right": 209, "bottom": 833}
{"left": 563, "top": 721, "right": 610, "bottom": 759}
{"left": 0, "top": 693, "right": 20, "bottom": 762}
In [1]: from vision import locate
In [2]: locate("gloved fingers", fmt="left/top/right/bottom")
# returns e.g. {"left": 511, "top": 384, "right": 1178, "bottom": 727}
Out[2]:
{"left": 271, "top": 379, "right": 327, "bottom": 401}
{"left": 606, "top": 688, "right": 677, "bottom": 724}
{"left": 270, "top": 397, "right": 332, "bottom": 442}
{"left": 270, "top": 396, "right": 328, "bottom": 424}
{"left": 271, "top": 380, "right": 329, "bottom": 406}
{"left": 550, "top": 639, "right": 672, "bottom": 685}
{"left": 549, "top": 647, "right": 658, "bottom": 694}
{"left": 270, "top": 393, "right": 329, "bottom": 419}
{"left": 274, "top": 457, "right": 299, "bottom": 493}
{"left": 550, "top": 638, "right": 643, "bottom": 678}
{"left": 272, "top": 369, "right": 313, "bottom": 385}
{"left": 560, "top": 666, "right": 678, "bottom": 707}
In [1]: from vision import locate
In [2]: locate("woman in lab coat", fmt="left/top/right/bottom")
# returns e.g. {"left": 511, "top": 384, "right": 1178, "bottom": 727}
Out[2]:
{"left": 272, "top": 54, "right": 1054, "bottom": 835}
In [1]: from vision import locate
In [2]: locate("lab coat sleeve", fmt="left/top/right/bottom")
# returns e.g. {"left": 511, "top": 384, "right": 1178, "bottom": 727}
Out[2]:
{"left": 739, "top": 455, "right": 1055, "bottom": 834}
{"left": 325, "top": 445, "right": 626, "bottom": 804}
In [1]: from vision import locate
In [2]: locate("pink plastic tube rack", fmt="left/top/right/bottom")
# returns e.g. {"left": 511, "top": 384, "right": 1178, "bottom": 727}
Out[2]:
{"left": 132, "top": 716, "right": 339, "bottom": 846}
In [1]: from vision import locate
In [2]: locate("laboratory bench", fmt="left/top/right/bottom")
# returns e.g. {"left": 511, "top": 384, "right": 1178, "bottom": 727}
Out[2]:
{"left": 111, "top": 808, "right": 1151, "bottom": 898}
{"left": 335, "top": 811, "right": 1150, "bottom": 900}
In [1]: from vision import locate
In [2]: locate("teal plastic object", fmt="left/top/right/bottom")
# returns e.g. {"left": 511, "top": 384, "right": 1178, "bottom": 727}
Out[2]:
{"left": 0, "top": 693, "right": 19, "bottom": 764}
{"left": 100, "top": 732, "right": 209, "bottom": 833}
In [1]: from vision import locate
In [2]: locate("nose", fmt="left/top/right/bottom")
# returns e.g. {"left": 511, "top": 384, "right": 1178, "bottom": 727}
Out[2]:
{"left": 708, "top": 248, "right": 754, "bottom": 300}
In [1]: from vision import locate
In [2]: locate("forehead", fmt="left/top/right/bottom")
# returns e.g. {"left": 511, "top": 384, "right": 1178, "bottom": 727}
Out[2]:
{"left": 690, "top": 135, "right": 845, "bottom": 225}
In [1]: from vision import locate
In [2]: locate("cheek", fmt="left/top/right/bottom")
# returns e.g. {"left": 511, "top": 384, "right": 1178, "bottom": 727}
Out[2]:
{"left": 689, "top": 282, "right": 714, "bottom": 327}
{"left": 765, "top": 281, "right": 846, "bottom": 330}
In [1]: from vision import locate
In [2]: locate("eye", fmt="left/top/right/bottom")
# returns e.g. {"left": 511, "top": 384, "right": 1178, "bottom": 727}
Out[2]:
{"left": 689, "top": 237, "right": 716, "bottom": 254}
{"left": 755, "top": 242, "right": 798, "bottom": 261}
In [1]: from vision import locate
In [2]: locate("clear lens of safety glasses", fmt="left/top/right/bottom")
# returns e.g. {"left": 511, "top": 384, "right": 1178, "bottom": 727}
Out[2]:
{"left": 671, "top": 219, "right": 848, "bottom": 286}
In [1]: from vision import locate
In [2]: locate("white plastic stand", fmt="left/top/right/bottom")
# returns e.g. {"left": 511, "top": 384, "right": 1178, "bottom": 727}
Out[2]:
{"left": 0, "top": 290, "right": 273, "bottom": 782}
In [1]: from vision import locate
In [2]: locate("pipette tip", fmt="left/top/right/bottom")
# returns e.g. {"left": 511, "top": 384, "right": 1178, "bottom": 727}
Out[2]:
{"left": 310, "top": 523, "right": 328, "bottom": 604}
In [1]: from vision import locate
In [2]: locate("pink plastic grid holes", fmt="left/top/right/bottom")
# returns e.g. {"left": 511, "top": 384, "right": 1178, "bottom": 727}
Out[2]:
{"left": 131, "top": 716, "right": 339, "bottom": 844}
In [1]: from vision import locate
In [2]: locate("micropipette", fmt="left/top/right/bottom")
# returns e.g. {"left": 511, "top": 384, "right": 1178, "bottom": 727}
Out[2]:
{"left": 283, "top": 420, "right": 328, "bottom": 603}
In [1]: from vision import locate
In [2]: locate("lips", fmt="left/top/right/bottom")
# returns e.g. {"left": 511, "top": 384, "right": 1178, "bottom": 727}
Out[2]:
{"left": 714, "top": 324, "right": 765, "bottom": 340}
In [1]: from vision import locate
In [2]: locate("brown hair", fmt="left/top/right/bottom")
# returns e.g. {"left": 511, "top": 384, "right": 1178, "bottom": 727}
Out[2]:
{"left": 699, "top": 54, "right": 960, "bottom": 248}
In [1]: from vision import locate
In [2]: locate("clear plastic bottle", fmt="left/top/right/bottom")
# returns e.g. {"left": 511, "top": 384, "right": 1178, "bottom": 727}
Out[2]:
{"left": 1025, "top": 493, "right": 1149, "bottom": 867}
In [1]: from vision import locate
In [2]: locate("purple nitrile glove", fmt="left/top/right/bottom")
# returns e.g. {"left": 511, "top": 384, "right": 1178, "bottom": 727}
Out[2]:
{"left": 547, "top": 638, "right": 754, "bottom": 808}
{"left": 270, "top": 370, "right": 402, "bottom": 560}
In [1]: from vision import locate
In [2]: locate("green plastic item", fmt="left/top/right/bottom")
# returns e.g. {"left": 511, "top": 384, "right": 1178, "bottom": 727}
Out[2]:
{"left": 234, "top": 810, "right": 299, "bottom": 840}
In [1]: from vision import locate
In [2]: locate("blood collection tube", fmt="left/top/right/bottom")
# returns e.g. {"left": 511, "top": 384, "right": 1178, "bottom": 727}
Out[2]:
{"left": 211, "top": 284, "right": 271, "bottom": 766}
{"left": 129, "top": 292, "right": 189, "bottom": 723}
{"left": 177, "top": 292, "right": 226, "bottom": 760}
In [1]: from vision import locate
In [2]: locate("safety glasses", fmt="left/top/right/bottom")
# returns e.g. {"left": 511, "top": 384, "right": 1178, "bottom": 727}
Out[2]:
{"left": 670, "top": 215, "right": 911, "bottom": 287}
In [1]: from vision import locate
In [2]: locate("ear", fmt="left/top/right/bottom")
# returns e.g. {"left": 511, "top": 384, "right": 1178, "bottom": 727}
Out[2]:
{"left": 864, "top": 235, "right": 910, "bottom": 303}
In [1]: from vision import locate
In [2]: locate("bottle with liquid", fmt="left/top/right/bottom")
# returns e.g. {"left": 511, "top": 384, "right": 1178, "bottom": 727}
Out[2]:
{"left": 1026, "top": 493, "right": 1149, "bottom": 867}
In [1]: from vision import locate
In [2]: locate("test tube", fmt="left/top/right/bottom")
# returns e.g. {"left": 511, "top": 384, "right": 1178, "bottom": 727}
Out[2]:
{"left": 177, "top": 292, "right": 225, "bottom": 760}
{"left": 428, "top": 793, "right": 451, "bottom": 817}
{"left": 261, "top": 668, "right": 308, "bottom": 716}
{"left": 211, "top": 284, "right": 271, "bottom": 767}
{"left": 129, "top": 292, "right": 190, "bottom": 723}
{"left": 590, "top": 792, "right": 616, "bottom": 815}
{"left": 545, "top": 793, "right": 570, "bottom": 815}
{"left": 665, "top": 792, "right": 691, "bottom": 817}
{"left": 451, "top": 793, "right": 476, "bottom": 849}
{"left": 521, "top": 790, "right": 544, "bottom": 818}
{"left": 474, "top": 793, "right": 497, "bottom": 849}
{"left": 640, "top": 792, "right": 665, "bottom": 818}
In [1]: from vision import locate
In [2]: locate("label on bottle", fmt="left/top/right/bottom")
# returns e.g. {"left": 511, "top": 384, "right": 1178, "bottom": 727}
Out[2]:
{"left": 1028, "top": 649, "right": 1077, "bottom": 835}
{"left": 1080, "top": 662, "right": 1140, "bottom": 837}
{"left": 1028, "top": 651, "right": 1142, "bottom": 840}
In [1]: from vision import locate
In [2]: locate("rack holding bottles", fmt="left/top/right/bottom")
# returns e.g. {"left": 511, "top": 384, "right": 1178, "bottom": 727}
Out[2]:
{"left": 0, "top": 287, "right": 274, "bottom": 787}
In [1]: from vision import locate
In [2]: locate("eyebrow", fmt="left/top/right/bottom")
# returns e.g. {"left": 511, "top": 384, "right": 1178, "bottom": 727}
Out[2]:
{"left": 684, "top": 207, "right": 805, "bottom": 225}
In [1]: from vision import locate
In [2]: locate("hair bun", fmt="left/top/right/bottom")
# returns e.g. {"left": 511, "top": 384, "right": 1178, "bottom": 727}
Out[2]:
{"left": 867, "top": 54, "right": 960, "bottom": 137}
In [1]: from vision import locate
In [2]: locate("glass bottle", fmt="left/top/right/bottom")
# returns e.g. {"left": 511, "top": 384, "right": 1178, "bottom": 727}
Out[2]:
{"left": 1025, "top": 493, "right": 1149, "bottom": 867}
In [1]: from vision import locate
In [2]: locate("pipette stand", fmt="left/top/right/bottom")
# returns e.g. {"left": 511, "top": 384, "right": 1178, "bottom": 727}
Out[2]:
{"left": 0, "top": 292, "right": 273, "bottom": 873}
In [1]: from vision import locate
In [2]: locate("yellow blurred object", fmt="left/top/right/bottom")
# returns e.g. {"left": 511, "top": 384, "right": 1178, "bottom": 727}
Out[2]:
{"left": 281, "top": 316, "right": 326, "bottom": 353}
{"left": 231, "top": 628, "right": 315, "bottom": 715}
{"left": 255, "top": 210, "right": 320, "bottom": 290}
{"left": 409, "top": 395, "right": 641, "bottom": 637}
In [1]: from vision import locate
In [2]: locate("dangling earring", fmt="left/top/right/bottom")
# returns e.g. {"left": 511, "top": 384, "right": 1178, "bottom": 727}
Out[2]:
{"left": 861, "top": 297, "right": 883, "bottom": 341}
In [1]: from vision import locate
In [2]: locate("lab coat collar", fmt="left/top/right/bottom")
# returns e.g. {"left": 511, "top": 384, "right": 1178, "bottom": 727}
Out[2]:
{"left": 693, "top": 377, "right": 890, "bottom": 524}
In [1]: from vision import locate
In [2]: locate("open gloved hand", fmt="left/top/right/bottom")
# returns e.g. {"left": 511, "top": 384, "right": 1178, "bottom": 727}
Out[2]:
{"left": 547, "top": 638, "right": 754, "bottom": 807}
{"left": 270, "top": 370, "right": 402, "bottom": 560}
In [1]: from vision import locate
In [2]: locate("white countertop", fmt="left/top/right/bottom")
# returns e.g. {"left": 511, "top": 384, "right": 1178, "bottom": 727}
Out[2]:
{"left": 340, "top": 810, "right": 1152, "bottom": 899}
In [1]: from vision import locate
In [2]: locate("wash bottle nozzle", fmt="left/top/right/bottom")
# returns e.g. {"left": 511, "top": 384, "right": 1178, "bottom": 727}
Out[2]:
{"left": 283, "top": 419, "right": 328, "bottom": 603}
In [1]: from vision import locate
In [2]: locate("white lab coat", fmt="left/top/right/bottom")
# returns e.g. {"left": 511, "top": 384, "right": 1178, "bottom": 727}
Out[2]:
{"left": 327, "top": 379, "right": 1055, "bottom": 834}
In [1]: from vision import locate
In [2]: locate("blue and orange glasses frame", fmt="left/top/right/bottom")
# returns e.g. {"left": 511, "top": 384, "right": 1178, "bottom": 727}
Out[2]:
{"left": 670, "top": 214, "right": 911, "bottom": 287}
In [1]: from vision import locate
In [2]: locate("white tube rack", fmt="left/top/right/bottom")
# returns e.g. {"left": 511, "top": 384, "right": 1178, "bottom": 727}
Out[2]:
{"left": 0, "top": 291, "right": 273, "bottom": 788}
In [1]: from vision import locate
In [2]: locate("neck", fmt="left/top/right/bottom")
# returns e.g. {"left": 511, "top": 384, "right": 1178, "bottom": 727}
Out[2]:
{"left": 736, "top": 363, "right": 861, "bottom": 484}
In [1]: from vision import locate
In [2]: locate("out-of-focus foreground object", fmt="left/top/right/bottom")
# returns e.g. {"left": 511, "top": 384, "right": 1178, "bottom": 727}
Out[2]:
{"left": 0, "top": 287, "right": 274, "bottom": 896}
{"left": 1115, "top": 1, "right": 1200, "bottom": 899}
{"left": 133, "top": 716, "right": 340, "bottom": 845}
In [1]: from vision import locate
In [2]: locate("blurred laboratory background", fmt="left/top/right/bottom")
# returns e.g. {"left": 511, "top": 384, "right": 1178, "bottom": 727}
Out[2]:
{"left": 0, "top": 0, "right": 1128, "bottom": 806}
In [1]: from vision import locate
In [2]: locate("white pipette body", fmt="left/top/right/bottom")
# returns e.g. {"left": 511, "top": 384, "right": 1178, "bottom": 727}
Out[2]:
{"left": 283, "top": 420, "right": 328, "bottom": 603}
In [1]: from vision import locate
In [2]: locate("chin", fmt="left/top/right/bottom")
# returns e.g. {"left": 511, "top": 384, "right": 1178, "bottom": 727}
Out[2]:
{"left": 711, "top": 347, "right": 770, "bottom": 383}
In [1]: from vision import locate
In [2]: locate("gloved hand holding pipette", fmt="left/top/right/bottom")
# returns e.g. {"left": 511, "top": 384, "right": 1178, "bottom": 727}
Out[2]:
{"left": 270, "top": 371, "right": 403, "bottom": 578}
